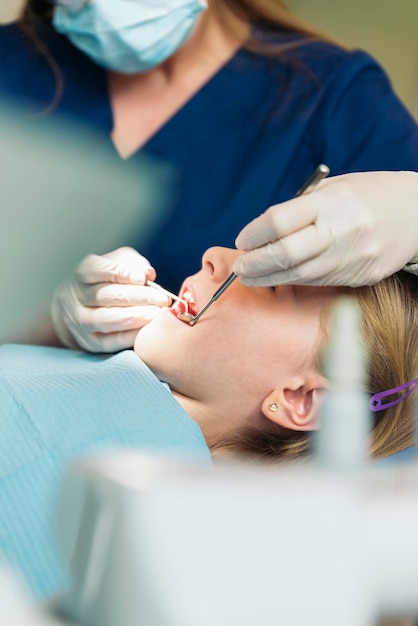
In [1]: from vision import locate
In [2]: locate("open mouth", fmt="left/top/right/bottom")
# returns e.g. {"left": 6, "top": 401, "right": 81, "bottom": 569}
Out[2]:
{"left": 170, "top": 288, "right": 198, "bottom": 318}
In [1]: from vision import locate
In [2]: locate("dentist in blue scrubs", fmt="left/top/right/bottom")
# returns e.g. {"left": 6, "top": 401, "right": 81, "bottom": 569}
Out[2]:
{"left": 1, "top": 0, "right": 418, "bottom": 352}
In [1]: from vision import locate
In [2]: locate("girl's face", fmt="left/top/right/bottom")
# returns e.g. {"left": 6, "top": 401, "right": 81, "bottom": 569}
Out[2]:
{"left": 134, "top": 247, "right": 340, "bottom": 439}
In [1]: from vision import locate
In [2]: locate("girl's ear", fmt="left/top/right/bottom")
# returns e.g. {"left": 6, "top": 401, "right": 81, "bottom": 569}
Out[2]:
{"left": 261, "top": 374, "right": 328, "bottom": 432}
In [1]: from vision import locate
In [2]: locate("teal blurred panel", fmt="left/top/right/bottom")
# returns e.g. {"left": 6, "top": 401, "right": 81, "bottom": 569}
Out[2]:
{"left": 0, "top": 105, "right": 168, "bottom": 339}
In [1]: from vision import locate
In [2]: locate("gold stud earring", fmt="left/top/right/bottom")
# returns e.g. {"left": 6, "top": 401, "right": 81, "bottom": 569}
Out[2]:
{"left": 269, "top": 403, "right": 278, "bottom": 412}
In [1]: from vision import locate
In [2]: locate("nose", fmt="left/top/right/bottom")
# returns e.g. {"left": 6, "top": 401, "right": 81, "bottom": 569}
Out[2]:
{"left": 201, "top": 247, "right": 239, "bottom": 283}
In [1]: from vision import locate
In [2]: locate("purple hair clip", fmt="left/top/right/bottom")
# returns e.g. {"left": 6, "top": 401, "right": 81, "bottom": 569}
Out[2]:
{"left": 369, "top": 377, "right": 418, "bottom": 412}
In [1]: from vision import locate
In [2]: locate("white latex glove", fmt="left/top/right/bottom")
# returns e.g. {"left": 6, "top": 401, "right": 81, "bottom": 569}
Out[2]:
{"left": 234, "top": 171, "right": 418, "bottom": 287}
{"left": 51, "top": 247, "right": 171, "bottom": 353}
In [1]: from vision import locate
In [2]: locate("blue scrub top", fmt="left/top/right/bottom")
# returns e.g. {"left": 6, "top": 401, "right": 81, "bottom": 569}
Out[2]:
{"left": 0, "top": 345, "right": 210, "bottom": 599}
{"left": 1, "top": 21, "right": 418, "bottom": 292}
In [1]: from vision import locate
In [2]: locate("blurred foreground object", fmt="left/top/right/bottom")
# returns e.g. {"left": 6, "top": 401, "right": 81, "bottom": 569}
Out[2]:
{"left": 0, "top": 566, "right": 60, "bottom": 626}
{"left": 315, "top": 298, "right": 371, "bottom": 468}
{"left": 0, "top": 105, "right": 166, "bottom": 341}
{"left": 53, "top": 450, "right": 418, "bottom": 626}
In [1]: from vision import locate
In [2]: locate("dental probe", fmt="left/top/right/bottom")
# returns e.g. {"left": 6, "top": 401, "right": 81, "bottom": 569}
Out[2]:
{"left": 146, "top": 280, "right": 189, "bottom": 314}
{"left": 181, "top": 271, "right": 238, "bottom": 326}
{"left": 178, "top": 164, "right": 330, "bottom": 326}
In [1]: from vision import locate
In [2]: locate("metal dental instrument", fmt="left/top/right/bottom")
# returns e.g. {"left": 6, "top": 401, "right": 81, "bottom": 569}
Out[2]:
{"left": 147, "top": 280, "right": 189, "bottom": 314}
{"left": 180, "top": 271, "right": 238, "bottom": 326}
{"left": 179, "top": 164, "right": 330, "bottom": 326}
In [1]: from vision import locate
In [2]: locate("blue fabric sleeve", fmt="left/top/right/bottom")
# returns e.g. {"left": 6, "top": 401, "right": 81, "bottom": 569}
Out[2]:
{"left": 309, "top": 50, "right": 418, "bottom": 173}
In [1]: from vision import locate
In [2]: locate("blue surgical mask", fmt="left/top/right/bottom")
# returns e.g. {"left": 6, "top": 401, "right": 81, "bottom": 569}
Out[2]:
{"left": 53, "top": 0, "right": 208, "bottom": 74}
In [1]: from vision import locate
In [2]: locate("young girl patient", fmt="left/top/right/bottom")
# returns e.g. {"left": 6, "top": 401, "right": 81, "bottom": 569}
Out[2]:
{"left": 0, "top": 246, "right": 416, "bottom": 599}
{"left": 135, "top": 245, "right": 418, "bottom": 461}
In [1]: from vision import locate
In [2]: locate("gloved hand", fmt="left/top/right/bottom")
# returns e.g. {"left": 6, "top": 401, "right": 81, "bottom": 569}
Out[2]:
{"left": 234, "top": 171, "right": 418, "bottom": 287}
{"left": 51, "top": 247, "right": 171, "bottom": 353}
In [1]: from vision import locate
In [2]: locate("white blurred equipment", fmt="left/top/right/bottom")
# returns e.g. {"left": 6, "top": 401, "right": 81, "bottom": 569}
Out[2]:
{"left": 50, "top": 451, "right": 418, "bottom": 626}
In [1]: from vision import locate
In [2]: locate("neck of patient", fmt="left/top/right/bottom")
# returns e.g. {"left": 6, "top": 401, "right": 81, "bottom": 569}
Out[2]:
{"left": 171, "top": 389, "right": 221, "bottom": 442}
{"left": 171, "top": 388, "right": 262, "bottom": 446}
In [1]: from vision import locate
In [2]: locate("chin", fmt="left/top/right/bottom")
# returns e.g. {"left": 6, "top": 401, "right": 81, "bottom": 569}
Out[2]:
{"left": 133, "top": 318, "right": 158, "bottom": 359}
{"left": 133, "top": 311, "right": 173, "bottom": 364}
{"left": 134, "top": 325, "right": 172, "bottom": 384}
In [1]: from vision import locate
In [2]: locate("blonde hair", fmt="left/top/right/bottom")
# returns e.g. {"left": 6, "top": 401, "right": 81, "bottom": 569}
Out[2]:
{"left": 358, "top": 273, "right": 418, "bottom": 459}
{"left": 209, "top": 273, "right": 418, "bottom": 464}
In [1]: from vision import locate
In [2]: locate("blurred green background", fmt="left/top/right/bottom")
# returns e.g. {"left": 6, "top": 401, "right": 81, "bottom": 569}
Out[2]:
{"left": 287, "top": 0, "right": 418, "bottom": 119}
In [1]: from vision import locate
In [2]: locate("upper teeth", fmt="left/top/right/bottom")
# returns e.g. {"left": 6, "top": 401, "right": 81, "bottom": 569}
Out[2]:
{"left": 183, "top": 290, "right": 195, "bottom": 304}
{"left": 181, "top": 289, "right": 198, "bottom": 315}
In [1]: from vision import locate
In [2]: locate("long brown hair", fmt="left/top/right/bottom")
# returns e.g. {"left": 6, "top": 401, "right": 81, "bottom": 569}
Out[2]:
{"left": 18, "top": 1, "right": 63, "bottom": 114}
{"left": 209, "top": 273, "right": 418, "bottom": 464}
{"left": 18, "top": 0, "right": 336, "bottom": 58}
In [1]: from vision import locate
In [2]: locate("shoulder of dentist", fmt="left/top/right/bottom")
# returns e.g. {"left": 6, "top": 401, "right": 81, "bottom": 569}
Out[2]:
{"left": 1, "top": 0, "right": 417, "bottom": 353}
